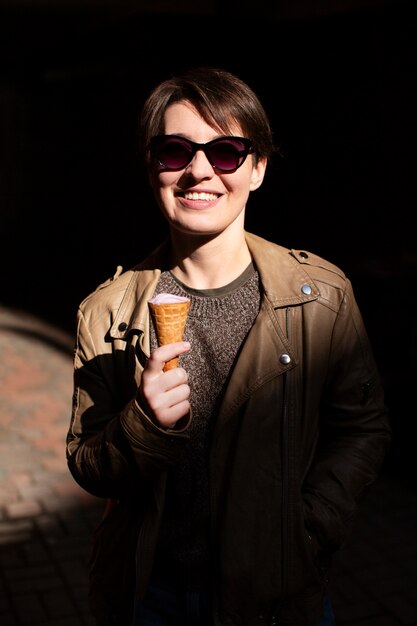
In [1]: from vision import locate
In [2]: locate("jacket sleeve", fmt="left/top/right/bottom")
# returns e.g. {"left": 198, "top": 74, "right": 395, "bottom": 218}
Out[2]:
{"left": 302, "top": 278, "right": 391, "bottom": 553}
{"left": 66, "top": 306, "right": 191, "bottom": 499}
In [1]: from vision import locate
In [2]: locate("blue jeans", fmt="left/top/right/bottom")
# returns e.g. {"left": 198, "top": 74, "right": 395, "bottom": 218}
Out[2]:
{"left": 134, "top": 580, "right": 336, "bottom": 626}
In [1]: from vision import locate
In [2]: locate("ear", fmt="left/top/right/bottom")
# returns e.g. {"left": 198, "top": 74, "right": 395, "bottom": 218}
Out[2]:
{"left": 250, "top": 157, "right": 267, "bottom": 191}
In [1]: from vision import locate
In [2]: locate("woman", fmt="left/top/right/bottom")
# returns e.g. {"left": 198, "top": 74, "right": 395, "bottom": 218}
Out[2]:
{"left": 66, "top": 66, "right": 391, "bottom": 626}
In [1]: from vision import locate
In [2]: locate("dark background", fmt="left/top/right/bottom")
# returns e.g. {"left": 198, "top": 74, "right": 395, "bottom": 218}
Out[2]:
{"left": 1, "top": 0, "right": 416, "bottom": 477}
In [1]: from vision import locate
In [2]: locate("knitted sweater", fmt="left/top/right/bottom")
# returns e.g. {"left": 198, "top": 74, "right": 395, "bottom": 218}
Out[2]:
{"left": 149, "top": 263, "right": 261, "bottom": 591}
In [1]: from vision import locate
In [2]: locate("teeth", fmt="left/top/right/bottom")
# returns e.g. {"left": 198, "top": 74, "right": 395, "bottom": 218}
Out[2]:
{"left": 184, "top": 192, "right": 217, "bottom": 201}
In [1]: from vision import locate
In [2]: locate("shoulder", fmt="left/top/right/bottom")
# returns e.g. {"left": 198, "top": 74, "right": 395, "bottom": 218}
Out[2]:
{"left": 77, "top": 240, "right": 169, "bottom": 316}
{"left": 245, "top": 231, "right": 353, "bottom": 310}
{"left": 289, "top": 248, "right": 355, "bottom": 311}
{"left": 78, "top": 265, "right": 135, "bottom": 314}
{"left": 289, "top": 248, "right": 347, "bottom": 285}
{"left": 247, "top": 229, "right": 346, "bottom": 273}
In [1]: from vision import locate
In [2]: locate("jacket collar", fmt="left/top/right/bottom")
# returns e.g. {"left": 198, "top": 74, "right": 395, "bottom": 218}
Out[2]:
{"left": 109, "top": 239, "right": 171, "bottom": 340}
{"left": 245, "top": 231, "right": 320, "bottom": 307}
{"left": 109, "top": 232, "right": 320, "bottom": 340}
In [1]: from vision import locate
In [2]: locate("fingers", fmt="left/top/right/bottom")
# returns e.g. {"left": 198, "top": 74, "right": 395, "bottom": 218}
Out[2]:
{"left": 149, "top": 373, "right": 191, "bottom": 427}
{"left": 139, "top": 342, "right": 191, "bottom": 429}
{"left": 146, "top": 342, "right": 191, "bottom": 375}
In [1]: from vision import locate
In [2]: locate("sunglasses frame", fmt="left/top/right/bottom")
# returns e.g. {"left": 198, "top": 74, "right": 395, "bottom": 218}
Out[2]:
{"left": 149, "top": 135, "right": 254, "bottom": 173}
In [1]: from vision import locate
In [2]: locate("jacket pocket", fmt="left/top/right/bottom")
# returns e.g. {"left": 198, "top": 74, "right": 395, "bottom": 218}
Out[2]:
{"left": 304, "top": 525, "right": 332, "bottom": 589}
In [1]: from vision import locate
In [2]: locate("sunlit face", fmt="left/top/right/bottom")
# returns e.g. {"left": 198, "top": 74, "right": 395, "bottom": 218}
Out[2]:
{"left": 149, "top": 101, "right": 267, "bottom": 239}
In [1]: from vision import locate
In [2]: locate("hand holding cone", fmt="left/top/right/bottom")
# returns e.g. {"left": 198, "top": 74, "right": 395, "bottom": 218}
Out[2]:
{"left": 148, "top": 293, "right": 190, "bottom": 371}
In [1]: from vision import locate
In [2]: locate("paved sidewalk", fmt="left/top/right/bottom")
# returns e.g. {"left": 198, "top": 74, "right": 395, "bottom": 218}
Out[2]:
{"left": 0, "top": 305, "right": 103, "bottom": 626}
{"left": 0, "top": 305, "right": 417, "bottom": 626}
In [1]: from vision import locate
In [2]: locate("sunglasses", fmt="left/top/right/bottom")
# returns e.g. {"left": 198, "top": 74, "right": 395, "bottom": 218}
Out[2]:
{"left": 149, "top": 135, "right": 254, "bottom": 173}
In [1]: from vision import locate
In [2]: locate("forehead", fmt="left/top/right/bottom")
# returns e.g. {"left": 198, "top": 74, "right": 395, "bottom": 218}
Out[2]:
{"left": 163, "top": 101, "right": 242, "bottom": 137}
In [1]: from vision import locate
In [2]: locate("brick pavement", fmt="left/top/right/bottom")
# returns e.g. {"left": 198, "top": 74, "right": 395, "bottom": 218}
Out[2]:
{"left": 1, "top": 304, "right": 417, "bottom": 626}
{"left": 0, "top": 305, "right": 103, "bottom": 625}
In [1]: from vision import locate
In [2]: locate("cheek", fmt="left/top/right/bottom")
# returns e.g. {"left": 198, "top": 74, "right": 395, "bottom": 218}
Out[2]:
{"left": 228, "top": 169, "right": 255, "bottom": 195}
{"left": 152, "top": 178, "right": 179, "bottom": 213}
{"left": 149, "top": 171, "right": 174, "bottom": 198}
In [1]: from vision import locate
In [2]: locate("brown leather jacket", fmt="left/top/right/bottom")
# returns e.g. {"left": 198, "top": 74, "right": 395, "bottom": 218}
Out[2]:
{"left": 66, "top": 231, "right": 391, "bottom": 626}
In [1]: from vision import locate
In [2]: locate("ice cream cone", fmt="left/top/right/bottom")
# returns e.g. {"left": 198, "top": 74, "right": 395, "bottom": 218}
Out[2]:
{"left": 148, "top": 294, "right": 190, "bottom": 371}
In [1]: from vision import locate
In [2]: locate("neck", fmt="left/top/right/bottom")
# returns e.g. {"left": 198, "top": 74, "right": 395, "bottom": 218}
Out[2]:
{"left": 169, "top": 228, "right": 252, "bottom": 290}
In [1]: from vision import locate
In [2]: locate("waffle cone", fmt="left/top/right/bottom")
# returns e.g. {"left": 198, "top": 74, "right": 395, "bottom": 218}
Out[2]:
{"left": 148, "top": 300, "right": 190, "bottom": 371}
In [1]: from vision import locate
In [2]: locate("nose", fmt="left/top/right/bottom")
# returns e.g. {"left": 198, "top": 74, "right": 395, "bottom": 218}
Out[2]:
{"left": 186, "top": 148, "right": 215, "bottom": 177}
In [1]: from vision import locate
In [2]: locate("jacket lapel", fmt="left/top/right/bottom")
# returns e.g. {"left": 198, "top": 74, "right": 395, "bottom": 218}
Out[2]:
{"left": 216, "top": 298, "right": 297, "bottom": 423}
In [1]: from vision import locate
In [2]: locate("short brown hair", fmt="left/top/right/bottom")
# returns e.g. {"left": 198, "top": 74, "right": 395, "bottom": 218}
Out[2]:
{"left": 139, "top": 66, "right": 275, "bottom": 167}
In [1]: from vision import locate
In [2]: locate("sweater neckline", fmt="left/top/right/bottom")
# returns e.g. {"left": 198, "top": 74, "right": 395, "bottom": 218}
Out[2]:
{"left": 168, "top": 262, "right": 256, "bottom": 298}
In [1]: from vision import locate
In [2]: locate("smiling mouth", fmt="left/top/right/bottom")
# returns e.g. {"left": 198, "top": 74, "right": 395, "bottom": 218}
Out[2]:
{"left": 183, "top": 192, "right": 219, "bottom": 201}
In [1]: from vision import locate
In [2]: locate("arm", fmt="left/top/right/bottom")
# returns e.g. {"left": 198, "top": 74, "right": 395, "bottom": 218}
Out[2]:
{"left": 302, "top": 280, "right": 391, "bottom": 552}
{"left": 66, "top": 307, "right": 191, "bottom": 499}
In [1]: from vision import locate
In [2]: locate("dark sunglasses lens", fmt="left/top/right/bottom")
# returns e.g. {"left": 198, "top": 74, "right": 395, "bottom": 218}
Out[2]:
{"left": 208, "top": 138, "right": 249, "bottom": 171}
{"left": 154, "top": 138, "right": 193, "bottom": 169}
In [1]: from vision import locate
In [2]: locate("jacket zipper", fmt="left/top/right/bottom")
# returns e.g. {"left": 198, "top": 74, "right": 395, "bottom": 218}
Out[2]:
{"left": 281, "top": 307, "right": 290, "bottom": 598}
{"left": 273, "top": 306, "right": 291, "bottom": 619}
{"left": 281, "top": 371, "right": 289, "bottom": 598}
